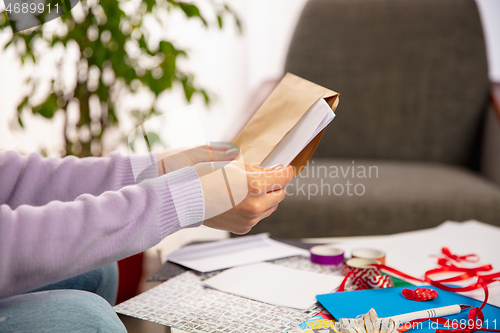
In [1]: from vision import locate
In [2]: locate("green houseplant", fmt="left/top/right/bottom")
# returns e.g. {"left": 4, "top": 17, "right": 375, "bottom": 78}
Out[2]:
{"left": 0, "top": 0, "right": 241, "bottom": 157}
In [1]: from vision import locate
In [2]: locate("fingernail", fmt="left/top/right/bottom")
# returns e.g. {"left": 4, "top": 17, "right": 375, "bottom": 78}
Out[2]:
{"left": 270, "top": 164, "right": 284, "bottom": 170}
{"left": 225, "top": 148, "right": 239, "bottom": 156}
{"left": 209, "top": 142, "right": 232, "bottom": 147}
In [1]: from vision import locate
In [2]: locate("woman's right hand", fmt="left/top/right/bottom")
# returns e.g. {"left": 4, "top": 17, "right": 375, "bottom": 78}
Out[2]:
{"left": 194, "top": 162, "right": 294, "bottom": 234}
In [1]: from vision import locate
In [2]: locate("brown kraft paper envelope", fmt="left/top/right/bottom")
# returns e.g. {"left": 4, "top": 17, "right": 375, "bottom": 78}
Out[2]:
{"left": 234, "top": 73, "right": 339, "bottom": 177}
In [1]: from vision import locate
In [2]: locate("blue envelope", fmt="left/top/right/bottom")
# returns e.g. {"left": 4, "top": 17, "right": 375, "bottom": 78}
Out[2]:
{"left": 316, "top": 286, "right": 500, "bottom": 332}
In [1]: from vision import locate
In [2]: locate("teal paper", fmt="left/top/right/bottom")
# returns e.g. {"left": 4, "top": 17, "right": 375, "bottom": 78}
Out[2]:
{"left": 316, "top": 286, "right": 500, "bottom": 332}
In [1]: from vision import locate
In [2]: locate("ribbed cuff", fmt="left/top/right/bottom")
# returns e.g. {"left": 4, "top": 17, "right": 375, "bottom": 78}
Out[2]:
{"left": 130, "top": 153, "right": 158, "bottom": 183}
{"left": 114, "top": 155, "right": 136, "bottom": 188}
{"left": 114, "top": 153, "right": 158, "bottom": 188}
{"left": 156, "top": 167, "right": 205, "bottom": 238}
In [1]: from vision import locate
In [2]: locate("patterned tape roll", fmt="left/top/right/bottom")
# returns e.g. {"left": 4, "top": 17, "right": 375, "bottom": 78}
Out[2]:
{"left": 366, "top": 275, "right": 395, "bottom": 289}
{"left": 351, "top": 248, "right": 386, "bottom": 265}
{"left": 342, "top": 258, "right": 381, "bottom": 276}
{"left": 310, "top": 245, "right": 344, "bottom": 265}
{"left": 342, "top": 258, "right": 394, "bottom": 290}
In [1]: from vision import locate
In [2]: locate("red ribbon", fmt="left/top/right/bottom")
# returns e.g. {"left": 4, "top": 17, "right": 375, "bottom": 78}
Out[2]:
{"left": 338, "top": 269, "right": 354, "bottom": 292}
{"left": 441, "top": 247, "right": 480, "bottom": 263}
{"left": 339, "top": 248, "right": 500, "bottom": 333}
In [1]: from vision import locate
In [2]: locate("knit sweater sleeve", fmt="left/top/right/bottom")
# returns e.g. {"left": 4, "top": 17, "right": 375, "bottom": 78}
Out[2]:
{"left": 0, "top": 151, "right": 204, "bottom": 299}
{"left": 0, "top": 150, "right": 155, "bottom": 209}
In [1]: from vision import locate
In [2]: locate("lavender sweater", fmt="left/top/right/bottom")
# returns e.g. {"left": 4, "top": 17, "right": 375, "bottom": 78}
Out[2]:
{"left": 0, "top": 150, "right": 205, "bottom": 299}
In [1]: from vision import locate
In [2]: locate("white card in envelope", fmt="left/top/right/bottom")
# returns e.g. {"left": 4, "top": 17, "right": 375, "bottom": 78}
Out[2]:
{"left": 261, "top": 98, "right": 336, "bottom": 168}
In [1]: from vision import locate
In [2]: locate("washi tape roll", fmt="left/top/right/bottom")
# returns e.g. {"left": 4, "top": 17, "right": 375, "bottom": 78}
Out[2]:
{"left": 366, "top": 275, "right": 395, "bottom": 289}
{"left": 341, "top": 258, "right": 381, "bottom": 276}
{"left": 341, "top": 258, "right": 394, "bottom": 290}
{"left": 351, "top": 248, "right": 386, "bottom": 265}
{"left": 310, "top": 245, "right": 344, "bottom": 266}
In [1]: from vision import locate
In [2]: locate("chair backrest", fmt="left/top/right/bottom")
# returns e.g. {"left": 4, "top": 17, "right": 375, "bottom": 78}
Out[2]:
{"left": 285, "top": 0, "right": 489, "bottom": 165}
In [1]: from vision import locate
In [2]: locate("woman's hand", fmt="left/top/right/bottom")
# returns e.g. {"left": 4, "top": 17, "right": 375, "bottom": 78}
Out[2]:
{"left": 152, "top": 142, "right": 294, "bottom": 234}
{"left": 195, "top": 162, "right": 294, "bottom": 234}
{"left": 135, "top": 143, "right": 240, "bottom": 184}
{"left": 156, "top": 143, "right": 239, "bottom": 176}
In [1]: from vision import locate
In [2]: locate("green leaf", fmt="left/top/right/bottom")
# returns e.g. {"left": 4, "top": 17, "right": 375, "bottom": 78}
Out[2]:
{"left": 145, "top": 132, "right": 160, "bottom": 148}
{"left": 169, "top": 1, "right": 208, "bottom": 26}
{"left": 33, "top": 93, "right": 58, "bottom": 119}
{"left": 4, "top": 38, "right": 13, "bottom": 50}
{"left": 17, "top": 96, "right": 29, "bottom": 111}
{"left": 131, "top": 110, "right": 144, "bottom": 122}
{"left": 143, "top": 0, "right": 156, "bottom": 12}
{"left": 223, "top": 4, "right": 242, "bottom": 33}
{"left": 96, "top": 81, "right": 109, "bottom": 102}
{"left": 159, "top": 41, "right": 174, "bottom": 55}
{"left": 235, "top": 17, "right": 243, "bottom": 34}
{"left": 202, "top": 90, "right": 211, "bottom": 105}
{"left": 181, "top": 77, "right": 195, "bottom": 102}
{"left": 138, "top": 35, "right": 150, "bottom": 54}
{"left": 0, "top": 13, "right": 9, "bottom": 28}
{"left": 108, "top": 107, "right": 119, "bottom": 124}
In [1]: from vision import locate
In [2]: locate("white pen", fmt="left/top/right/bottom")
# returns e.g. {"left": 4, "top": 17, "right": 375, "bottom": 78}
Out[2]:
{"left": 387, "top": 304, "right": 471, "bottom": 323}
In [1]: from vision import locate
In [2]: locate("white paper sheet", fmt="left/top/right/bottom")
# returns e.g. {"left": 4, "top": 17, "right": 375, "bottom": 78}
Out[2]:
{"left": 203, "top": 262, "right": 344, "bottom": 310}
{"left": 334, "top": 220, "right": 500, "bottom": 307}
{"left": 114, "top": 271, "right": 315, "bottom": 333}
{"left": 261, "top": 99, "right": 335, "bottom": 168}
{"left": 167, "top": 233, "right": 309, "bottom": 273}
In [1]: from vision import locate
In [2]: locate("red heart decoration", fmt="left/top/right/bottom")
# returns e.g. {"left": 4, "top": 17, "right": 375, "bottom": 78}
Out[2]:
{"left": 402, "top": 288, "right": 438, "bottom": 301}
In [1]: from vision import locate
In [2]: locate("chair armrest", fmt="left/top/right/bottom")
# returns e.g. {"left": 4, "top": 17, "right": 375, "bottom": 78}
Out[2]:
{"left": 479, "top": 83, "right": 500, "bottom": 187}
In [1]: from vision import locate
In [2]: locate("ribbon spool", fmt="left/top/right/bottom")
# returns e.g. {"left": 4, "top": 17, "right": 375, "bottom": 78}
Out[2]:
{"left": 310, "top": 245, "right": 344, "bottom": 266}
{"left": 341, "top": 258, "right": 394, "bottom": 290}
{"left": 342, "top": 258, "right": 381, "bottom": 276}
{"left": 351, "top": 248, "right": 386, "bottom": 265}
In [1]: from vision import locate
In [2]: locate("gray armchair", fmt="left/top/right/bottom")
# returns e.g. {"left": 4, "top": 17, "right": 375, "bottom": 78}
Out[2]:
{"left": 249, "top": 0, "right": 500, "bottom": 238}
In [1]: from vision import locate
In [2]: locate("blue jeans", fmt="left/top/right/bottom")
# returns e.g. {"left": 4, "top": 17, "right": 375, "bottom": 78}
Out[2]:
{"left": 0, "top": 263, "right": 127, "bottom": 333}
